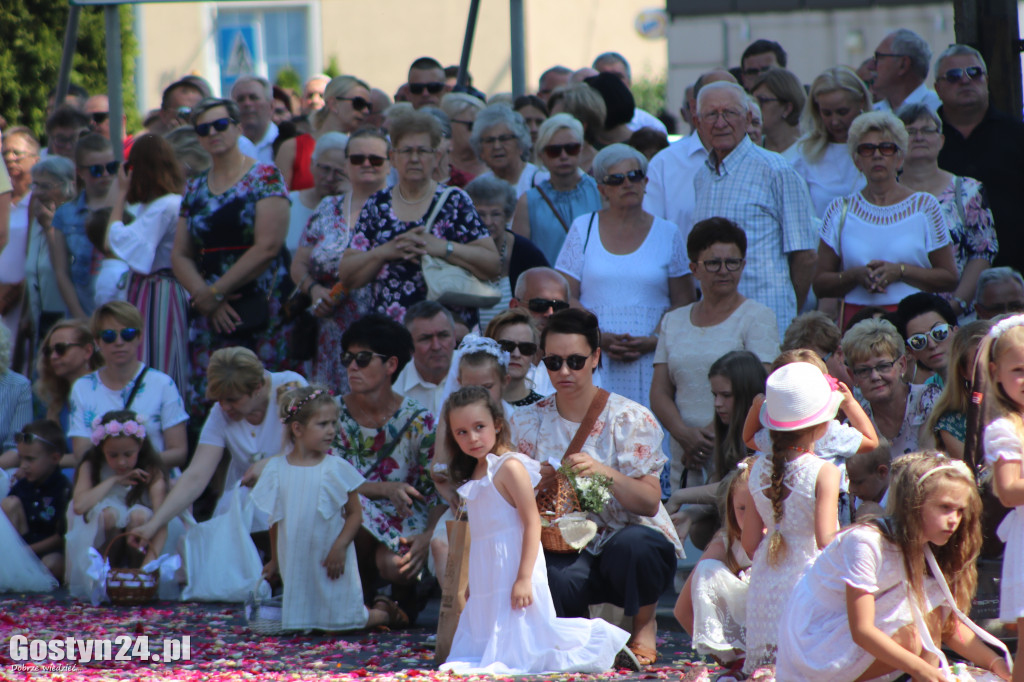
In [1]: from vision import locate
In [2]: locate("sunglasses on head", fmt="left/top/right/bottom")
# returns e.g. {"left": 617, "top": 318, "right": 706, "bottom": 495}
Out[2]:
{"left": 341, "top": 350, "right": 388, "bottom": 368}
{"left": 90, "top": 112, "right": 109, "bottom": 125}
{"left": 906, "top": 323, "right": 952, "bottom": 352}
{"left": 15, "top": 432, "right": 56, "bottom": 447}
{"left": 941, "top": 66, "right": 985, "bottom": 83}
{"left": 497, "top": 340, "right": 538, "bottom": 356}
{"left": 602, "top": 169, "right": 645, "bottom": 186}
{"left": 526, "top": 298, "right": 570, "bottom": 314}
{"left": 337, "top": 96, "right": 372, "bottom": 112}
{"left": 100, "top": 328, "right": 140, "bottom": 344}
{"left": 543, "top": 143, "right": 582, "bottom": 159}
{"left": 194, "top": 117, "right": 235, "bottom": 137}
{"left": 856, "top": 142, "right": 900, "bottom": 157}
{"left": 81, "top": 161, "right": 120, "bottom": 178}
{"left": 408, "top": 82, "right": 445, "bottom": 95}
{"left": 348, "top": 154, "right": 386, "bottom": 167}
{"left": 541, "top": 354, "right": 590, "bottom": 372}
{"left": 43, "top": 341, "right": 85, "bottom": 357}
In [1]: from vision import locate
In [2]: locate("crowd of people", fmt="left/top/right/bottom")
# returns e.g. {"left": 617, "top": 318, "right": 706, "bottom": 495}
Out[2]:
{"left": 3, "top": 29, "right": 1024, "bottom": 679}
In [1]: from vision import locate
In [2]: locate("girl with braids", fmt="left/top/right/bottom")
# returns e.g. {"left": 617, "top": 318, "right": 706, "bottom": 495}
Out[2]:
{"left": 740, "top": 362, "right": 842, "bottom": 674}
{"left": 777, "top": 453, "right": 1011, "bottom": 681}
{"left": 251, "top": 384, "right": 405, "bottom": 632}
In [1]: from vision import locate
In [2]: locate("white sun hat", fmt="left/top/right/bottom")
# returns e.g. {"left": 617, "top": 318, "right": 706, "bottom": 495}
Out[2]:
{"left": 759, "top": 362, "right": 843, "bottom": 432}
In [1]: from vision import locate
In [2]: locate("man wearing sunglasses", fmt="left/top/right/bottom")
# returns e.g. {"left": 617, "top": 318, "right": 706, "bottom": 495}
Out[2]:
{"left": 84, "top": 94, "right": 134, "bottom": 158}
{"left": 936, "top": 44, "right": 1024, "bottom": 269}
{"left": 894, "top": 293, "right": 957, "bottom": 388}
{"left": 869, "top": 29, "right": 941, "bottom": 114}
{"left": 406, "top": 57, "right": 450, "bottom": 110}
{"left": 231, "top": 76, "right": 278, "bottom": 165}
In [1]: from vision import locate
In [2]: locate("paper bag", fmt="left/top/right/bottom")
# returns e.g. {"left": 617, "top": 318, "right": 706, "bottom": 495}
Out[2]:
{"left": 435, "top": 517, "right": 470, "bottom": 663}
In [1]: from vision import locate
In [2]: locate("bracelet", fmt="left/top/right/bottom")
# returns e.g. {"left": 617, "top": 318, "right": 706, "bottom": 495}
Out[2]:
{"left": 445, "top": 241, "right": 455, "bottom": 258}
{"left": 209, "top": 283, "right": 225, "bottom": 303}
{"left": 899, "top": 263, "right": 906, "bottom": 280}
{"left": 988, "top": 653, "right": 1003, "bottom": 671}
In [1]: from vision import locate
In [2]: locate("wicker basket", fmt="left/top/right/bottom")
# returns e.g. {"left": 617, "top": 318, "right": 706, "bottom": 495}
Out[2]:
{"left": 245, "top": 581, "right": 285, "bottom": 636}
{"left": 536, "top": 472, "right": 583, "bottom": 553}
{"left": 104, "top": 533, "right": 159, "bottom": 606}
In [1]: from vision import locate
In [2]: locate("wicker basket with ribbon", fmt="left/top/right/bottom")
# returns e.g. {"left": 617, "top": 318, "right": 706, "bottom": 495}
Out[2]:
{"left": 536, "top": 473, "right": 583, "bottom": 553}
{"left": 104, "top": 533, "right": 159, "bottom": 606}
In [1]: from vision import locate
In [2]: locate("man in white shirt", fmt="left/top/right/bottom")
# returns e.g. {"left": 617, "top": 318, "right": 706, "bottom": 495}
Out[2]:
{"left": 870, "top": 29, "right": 941, "bottom": 113}
{"left": 231, "top": 76, "right": 278, "bottom": 165}
{"left": 592, "top": 51, "right": 668, "bottom": 135}
{"left": 393, "top": 300, "right": 456, "bottom": 417}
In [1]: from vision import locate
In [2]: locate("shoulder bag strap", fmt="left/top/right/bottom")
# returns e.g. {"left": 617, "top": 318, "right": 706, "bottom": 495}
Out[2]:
{"left": 563, "top": 388, "right": 610, "bottom": 458}
{"left": 836, "top": 198, "right": 850, "bottom": 325}
{"left": 356, "top": 406, "right": 427, "bottom": 480}
{"left": 421, "top": 187, "right": 456, "bottom": 234}
{"left": 581, "top": 212, "right": 597, "bottom": 254}
{"left": 124, "top": 365, "right": 148, "bottom": 411}
{"left": 535, "top": 185, "right": 571, "bottom": 233}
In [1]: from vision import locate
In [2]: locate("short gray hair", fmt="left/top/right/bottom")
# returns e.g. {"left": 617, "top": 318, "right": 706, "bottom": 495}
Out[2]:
{"left": 592, "top": 143, "right": 648, "bottom": 183}
{"left": 592, "top": 52, "right": 631, "bottom": 82}
{"left": 419, "top": 106, "right": 452, "bottom": 139}
{"left": 888, "top": 28, "right": 932, "bottom": 80}
{"left": 934, "top": 44, "right": 988, "bottom": 81}
{"left": 231, "top": 75, "right": 273, "bottom": 101}
{"left": 847, "top": 111, "right": 908, "bottom": 160}
{"left": 977, "top": 267, "right": 1024, "bottom": 303}
{"left": 31, "top": 156, "right": 76, "bottom": 202}
{"left": 465, "top": 175, "right": 517, "bottom": 218}
{"left": 470, "top": 104, "right": 532, "bottom": 158}
{"left": 895, "top": 102, "right": 941, "bottom": 134}
{"left": 440, "top": 92, "right": 485, "bottom": 120}
{"left": 695, "top": 81, "right": 747, "bottom": 116}
{"left": 312, "top": 132, "right": 349, "bottom": 163}
{"left": 535, "top": 113, "right": 583, "bottom": 153}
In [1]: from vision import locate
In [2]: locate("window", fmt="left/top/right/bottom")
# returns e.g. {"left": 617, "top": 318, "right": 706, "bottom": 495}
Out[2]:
{"left": 216, "top": 5, "right": 312, "bottom": 94}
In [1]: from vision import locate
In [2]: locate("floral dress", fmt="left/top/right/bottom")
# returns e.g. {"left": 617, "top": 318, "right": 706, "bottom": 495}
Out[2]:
{"left": 179, "top": 163, "right": 297, "bottom": 421}
{"left": 298, "top": 195, "right": 366, "bottom": 393}
{"left": 937, "top": 176, "right": 998, "bottom": 277}
{"left": 349, "top": 185, "right": 489, "bottom": 327}
{"left": 332, "top": 396, "right": 439, "bottom": 553}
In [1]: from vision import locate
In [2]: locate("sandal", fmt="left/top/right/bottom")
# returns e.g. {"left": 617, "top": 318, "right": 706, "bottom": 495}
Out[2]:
{"left": 613, "top": 646, "right": 642, "bottom": 671}
{"left": 627, "top": 642, "right": 658, "bottom": 666}
{"left": 371, "top": 595, "right": 410, "bottom": 628}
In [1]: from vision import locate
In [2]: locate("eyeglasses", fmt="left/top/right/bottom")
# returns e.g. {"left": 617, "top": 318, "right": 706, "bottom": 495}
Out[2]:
{"left": 315, "top": 163, "right": 346, "bottom": 178}
{"left": 850, "top": 360, "right": 897, "bottom": 379}
{"left": 941, "top": 66, "right": 986, "bottom": 83}
{"left": 978, "top": 300, "right": 1024, "bottom": 315}
{"left": 408, "top": 82, "right": 445, "bottom": 95}
{"left": 176, "top": 106, "right": 193, "bottom": 120}
{"left": 699, "top": 109, "right": 744, "bottom": 123}
{"left": 194, "top": 117, "right": 235, "bottom": 137}
{"left": 15, "top": 432, "right": 56, "bottom": 448}
{"left": 906, "top": 323, "right": 952, "bottom": 352}
{"left": 341, "top": 350, "right": 388, "bottom": 368}
{"left": 754, "top": 96, "right": 781, "bottom": 107}
{"left": 526, "top": 298, "right": 570, "bottom": 314}
{"left": 43, "top": 341, "right": 85, "bottom": 357}
{"left": 3, "top": 149, "right": 37, "bottom": 161}
{"left": 905, "top": 126, "right": 941, "bottom": 138}
{"left": 348, "top": 154, "right": 386, "bottom": 167}
{"left": 856, "top": 142, "right": 900, "bottom": 157}
{"left": 452, "top": 119, "right": 474, "bottom": 131}
{"left": 395, "top": 146, "right": 436, "bottom": 157}
{"left": 701, "top": 258, "right": 745, "bottom": 272}
{"left": 80, "top": 161, "right": 120, "bottom": 178}
{"left": 543, "top": 143, "right": 582, "bottom": 159}
{"left": 497, "top": 340, "right": 538, "bottom": 356}
{"left": 99, "top": 328, "right": 140, "bottom": 344}
{"left": 90, "top": 112, "right": 109, "bottom": 125}
{"left": 336, "top": 96, "right": 372, "bottom": 113}
{"left": 741, "top": 65, "right": 773, "bottom": 77}
{"left": 873, "top": 51, "right": 905, "bottom": 62}
{"left": 602, "top": 169, "right": 645, "bottom": 186}
{"left": 541, "top": 354, "right": 590, "bottom": 372}
{"left": 481, "top": 133, "right": 517, "bottom": 146}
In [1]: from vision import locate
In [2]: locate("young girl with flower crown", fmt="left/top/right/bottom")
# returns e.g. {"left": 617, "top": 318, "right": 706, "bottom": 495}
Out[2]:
{"left": 251, "top": 384, "right": 403, "bottom": 632}
{"left": 777, "top": 452, "right": 1011, "bottom": 681}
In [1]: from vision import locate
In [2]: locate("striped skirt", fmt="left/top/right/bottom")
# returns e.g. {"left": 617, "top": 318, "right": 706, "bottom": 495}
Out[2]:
{"left": 128, "top": 269, "right": 190, "bottom": 400}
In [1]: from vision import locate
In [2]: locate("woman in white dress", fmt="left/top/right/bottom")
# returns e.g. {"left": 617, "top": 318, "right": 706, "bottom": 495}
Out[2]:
{"left": 555, "top": 143, "right": 691, "bottom": 409}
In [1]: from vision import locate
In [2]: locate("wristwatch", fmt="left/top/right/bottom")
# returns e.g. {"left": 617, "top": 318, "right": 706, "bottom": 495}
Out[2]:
{"left": 445, "top": 241, "right": 455, "bottom": 258}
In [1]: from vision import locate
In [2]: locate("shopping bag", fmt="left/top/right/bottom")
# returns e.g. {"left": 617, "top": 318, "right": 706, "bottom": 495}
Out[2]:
{"left": 436, "top": 515, "right": 471, "bottom": 663}
{"left": 181, "top": 485, "right": 262, "bottom": 602}
{"left": 0, "top": 508, "right": 58, "bottom": 593}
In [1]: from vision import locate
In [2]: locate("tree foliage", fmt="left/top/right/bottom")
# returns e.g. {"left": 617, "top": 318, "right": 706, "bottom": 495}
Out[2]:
{"left": 632, "top": 73, "right": 667, "bottom": 119}
{"left": 0, "top": 1, "right": 138, "bottom": 138}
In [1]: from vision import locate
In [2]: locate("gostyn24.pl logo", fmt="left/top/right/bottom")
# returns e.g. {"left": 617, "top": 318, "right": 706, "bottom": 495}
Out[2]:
{"left": 9, "top": 635, "right": 191, "bottom": 663}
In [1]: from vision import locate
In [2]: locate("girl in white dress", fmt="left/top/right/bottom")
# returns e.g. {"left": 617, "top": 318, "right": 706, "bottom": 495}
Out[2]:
{"left": 439, "top": 386, "right": 632, "bottom": 675}
{"left": 741, "top": 362, "right": 842, "bottom": 674}
{"left": 778, "top": 453, "right": 1011, "bottom": 681}
{"left": 252, "top": 385, "right": 399, "bottom": 632}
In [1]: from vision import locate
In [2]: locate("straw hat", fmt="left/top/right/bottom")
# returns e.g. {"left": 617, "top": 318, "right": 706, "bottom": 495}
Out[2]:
{"left": 760, "top": 362, "right": 843, "bottom": 432}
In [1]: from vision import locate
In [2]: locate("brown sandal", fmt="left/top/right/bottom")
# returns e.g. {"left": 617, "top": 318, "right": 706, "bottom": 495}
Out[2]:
{"left": 371, "top": 595, "right": 409, "bottom": 628}
{"left": 627, "top": 642, "right": 658, "bottom": 666}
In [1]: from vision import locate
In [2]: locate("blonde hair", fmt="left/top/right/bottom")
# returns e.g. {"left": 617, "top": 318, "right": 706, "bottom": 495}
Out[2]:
{"left": 847, "top": 110, "right": 909, "bottom": 161}
{"left": 205, "top": 347, "right": 266, "bottom": 401}
{"left": 91, "top": 300, "right": 143, "bottom": 339}
{"left": 925, "top": 320, "right": 994, "bottom": 446}
{"left": 842, "top": 318, "right": 905, "bottom": 366}
{"left": 718, "top": 456, "right": 756, "bottom": 574}
{"left": 440, "top": 92, "right": 485, "bottom": 120}
{"left": 782, "top": 311, "right": 841, "bottom": 356}
{"left": 34, "top": 320, "right": 102, "bottom": 413}
{"left": 313, "top": 75, "right": 371, "bottom": 132}
{"left": 799, "top": 66, "right": 871, "bottom": 163}
{"left": 277, "top": 384, "right": 337, "bottom": 444}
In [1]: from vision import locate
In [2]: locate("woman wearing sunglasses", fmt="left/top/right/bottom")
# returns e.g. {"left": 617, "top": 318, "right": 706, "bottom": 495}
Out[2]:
{"left": 511, "top": 114, "right": 602, "bottom": 264}
{"left": 171, "top": 97, "right": 296, "bottom": 425}
{"left": 484, "top": 308, "right": 544, "bottom": 407}
{"left": 285, "top": 132, "right": 349, "bottom": 253}
{"left": 812, "top": 111, "right": 958, "bottom": 329}
{"left": 894, "top": 292, "right": 958, "bottom": 387}
{"left": 275, "top": 75, "right": 372, "bottom": 191}
{"left": 440, "top": 93, "right": 487, "bottom": 186}
{"left": 32, "top": 321, "right": 100, "bottom": 446}
{"left": 509, "top": 308, "right": 682, "bottom": 666}
{"left": 66, "top": 301, "right": 188, "bottom": 470}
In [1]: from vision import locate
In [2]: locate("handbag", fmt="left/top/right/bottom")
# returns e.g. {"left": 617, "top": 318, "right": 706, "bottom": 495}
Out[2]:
{"left": 435, "top": 509, "right": 471, "bottom": 663}
{"left": 282, "top": 288, "right": 317, "bottom": 362}
{"left": 419, "top": 188, "right": 502, "bottom": 308}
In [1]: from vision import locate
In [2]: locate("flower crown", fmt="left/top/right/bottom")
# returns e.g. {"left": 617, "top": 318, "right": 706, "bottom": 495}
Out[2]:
{"left": 281, "top": 388, "right": 331, "bottom": 424}
{"left": 90, "top": 416, "right": 147, "bottom": 446}
{"left": 989, "top": 314, "right": 1024, "bottom": 340}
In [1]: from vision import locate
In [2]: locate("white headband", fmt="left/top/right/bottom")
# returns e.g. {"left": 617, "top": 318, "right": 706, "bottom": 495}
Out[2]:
{"left": 917, "top": 461, "right": 971, "bottom": 485}
{"left": 440, "top": 334, "right": 511, "bottom": 403}
{"left": 988, "top": 313, "right": 1024, "bottom": 340}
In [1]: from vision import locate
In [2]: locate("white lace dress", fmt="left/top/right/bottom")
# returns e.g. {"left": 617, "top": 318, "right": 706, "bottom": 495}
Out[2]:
{"left": 691, "top": 538, "right": 751, "bottom": 662}
{"left": 743, "top": 452, "right": 833, "bottom": 673}
{"left": 555, "top": 212, "right": 688, "bottom": 407}
{"left": 985, "top": 417, "right": 1024, "bottom": 621}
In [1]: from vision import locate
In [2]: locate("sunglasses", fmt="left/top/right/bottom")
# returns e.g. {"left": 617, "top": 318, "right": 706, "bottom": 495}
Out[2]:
{"left": 81, "top": 161, "right": 120, "bottom": 178}
{"left": 526, "top": 298, "right": 570, "bottom": 314}
{"left": 15, "top": 432, "right": 57, "bottom": 448}
{"left": 543, "top": 143, "right": 582, "bottom": 159}
{"left": 941, "top": 66, "right": 986, "bottom": 83}
{"left": 408, "top": 82, "right": 445, "bottom": 95}
{"left": 348, "top": 154, "right": 386, "bottom": 167}
{"left": 856, "top": 142, "right": 900, "bottom": 157}
{"left": 541, "top": 354, "right": 590, "bottom": 372}
{"left": 90, "top": 112, "right": 109, "bottom": 125}
{"left": 497, "top": 340, "right": 538, "bottom": 356}
{"left": 100, "top": 328, "right": 140, "bottom": 344}
{"left": 741, "top": 65, "right": 773, "bottom": 77}
{"left": 337, "top": 96, "right": 372, "bottom": 112}
{"left": 341, "top": 350, "right": 388, "bottom": 368}
{"left": 43, "top": 341, "right": 85, "bottom": 357}
{"left": 906, "top": 323, "right": 952, "bottom": 352}
{"left": 481, "top": 133, "right": 517, "bottom": 146}
{"left": 602, "top": 169, "right": 645, "bottom": 186}
{"left": 850, "top": 360, "right": 897, "bottom": 379}
{"left": 194, "top": 117, "right": 235, "bottom": 137}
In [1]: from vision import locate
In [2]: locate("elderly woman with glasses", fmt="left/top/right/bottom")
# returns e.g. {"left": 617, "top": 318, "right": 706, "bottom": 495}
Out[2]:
{"left": 511, "top": 114, "right": 602, "bottom": 264}
{"left": 470, "top": 104, "right": 543, "bottom": 197}
{"left": 896, "top": 103, "right": 997, "bottom": 318}
{"left": 440, "top": 93, "right": 487, "bottom": 185}
{"left": 275, "top": 75, "right": 372, "bottom": 191}
{"left": 812, "top": 111, "right": 958, "bottom": 329}
{"left": 555, "top": 144, "right": 689, "bottom": 411}
{"left": 286, "top": 132, "right": 348, "bottom": 252}
{"left": 338, "top": 107, "right": 499, "bottom": 328}
{"left": 171, "top": 97, "right": 296, "bottom": 422}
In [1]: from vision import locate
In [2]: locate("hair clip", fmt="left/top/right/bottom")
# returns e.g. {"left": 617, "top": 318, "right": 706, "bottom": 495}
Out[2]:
{"left": 972, "top": 391, "right": 984, "bottom": 405}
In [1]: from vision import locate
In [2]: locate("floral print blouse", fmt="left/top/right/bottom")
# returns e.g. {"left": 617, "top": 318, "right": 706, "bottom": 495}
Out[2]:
{"left": 937, "top": 175, "right": 998, "bottom": 275}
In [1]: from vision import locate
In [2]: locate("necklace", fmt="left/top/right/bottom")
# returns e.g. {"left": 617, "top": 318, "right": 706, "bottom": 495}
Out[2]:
{"left": 395, "top": 182, "right": 434, "bottom": 205}
{"left": 789, "top": 445, "right": 815, "bottom": 456}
